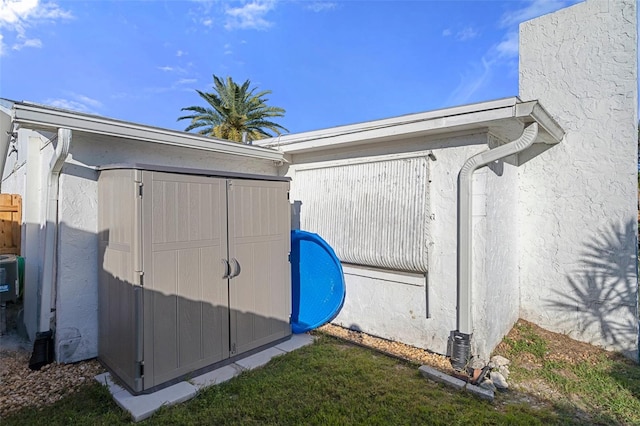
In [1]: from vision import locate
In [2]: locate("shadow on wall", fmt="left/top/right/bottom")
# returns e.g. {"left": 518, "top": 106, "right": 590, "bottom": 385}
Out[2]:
{"left": 545, "top": 220, "right": 638, "bottom": 358}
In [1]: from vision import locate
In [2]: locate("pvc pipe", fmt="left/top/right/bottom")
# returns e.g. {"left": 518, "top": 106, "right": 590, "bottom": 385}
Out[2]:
{"left": 456, "top": 123, "right": 539, "bottom": 335}
{"left": 38, "top": 128, "right": 71, "bottom": 332}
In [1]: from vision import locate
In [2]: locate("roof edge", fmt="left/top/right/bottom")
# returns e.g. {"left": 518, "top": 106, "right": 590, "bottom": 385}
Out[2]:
{"left": 8, "top": 100, "right": 285, "bottom": 162}
{"left": 255, "top": 97, "right": 564, "bottom": 154}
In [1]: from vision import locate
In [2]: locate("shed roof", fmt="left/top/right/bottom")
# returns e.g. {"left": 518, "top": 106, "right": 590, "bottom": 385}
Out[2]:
{"left": 256, "top": 97, "right": 564, "bottom": 154}
{"left": 0, "top": 99, "right": 285, "bottom": 162}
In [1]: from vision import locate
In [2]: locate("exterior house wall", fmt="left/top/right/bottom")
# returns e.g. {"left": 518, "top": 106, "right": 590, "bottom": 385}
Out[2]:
{"left": 473, "top": 134, "right": 520, "bottom": 360}
{"left": 2, "top": 129, "right": 56, "bottom": 341}
{"left": 518, "top": 0, "right": 638, "bottom": 358}
{"left": 1, "top": 127, "right": 35, "bottom": 197}
{"left": 288, "top": 132, "right": 518, "bottom": 356}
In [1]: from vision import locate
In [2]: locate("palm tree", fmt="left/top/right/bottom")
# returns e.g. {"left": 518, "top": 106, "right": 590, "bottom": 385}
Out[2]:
{"left": 178, "top": 75, "right": 288, "bottom": 143}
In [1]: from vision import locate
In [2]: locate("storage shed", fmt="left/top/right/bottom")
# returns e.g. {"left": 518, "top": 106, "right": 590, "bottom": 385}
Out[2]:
{"left": 0, "top": 100, "right": 292, "bottom": 369}
{"left": 98, "top": 164, "right": 290, "bottom": 393}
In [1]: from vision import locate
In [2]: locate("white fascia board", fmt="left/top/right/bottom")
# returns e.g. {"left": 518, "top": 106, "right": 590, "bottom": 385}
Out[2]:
{"left": 257, "top": 97, "right": 563, "bottom": 154}
{"left": 10, "top": 102, "right": 285, "bottom": 162}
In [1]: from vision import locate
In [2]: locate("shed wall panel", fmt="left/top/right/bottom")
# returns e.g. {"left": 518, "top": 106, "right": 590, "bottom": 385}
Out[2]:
{"left": 142, "top": 171, "right": 230, "bottom": 389}
{"left": 228, "top": 179, "right": 291, "bottom": 355}
{"left": 98, "top": 169, "right": 140, "bottom": 391}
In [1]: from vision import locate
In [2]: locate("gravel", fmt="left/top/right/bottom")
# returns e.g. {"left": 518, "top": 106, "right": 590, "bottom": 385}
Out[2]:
{"left": 0, "top": 302, "right": 104, "bottom": 418}
{"left": 0, "top": 347, "right": 104, "bottom": 418}
{"left": 317, "top": 323, "right": 454, "bottom": 374}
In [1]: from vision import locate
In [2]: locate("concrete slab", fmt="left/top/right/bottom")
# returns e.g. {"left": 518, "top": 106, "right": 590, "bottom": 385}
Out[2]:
{"left": 418, "top": 365, "right": 495, "bottom": 402}
{"left": 274, "top": 333, "right": 315, "bottom": 353}
{"left": 419, "top": 365, "right": 466, "bottom": 390}
{"left": 466, "top": 383, "right": 495, "bottom": 401}
{"left": 95, "top": 372, "right": 197, "bottom": 422}
{"left": 94, "top": 372, "right": 123, "bottom": 394}
{"left": 114, "top": 382, "right": 197, "bottom": 422}
{"left": 96, "top": 339, "right": 305, "bottom": 422}
{"left": 190, "top": 364, "right": 243, "bottom": 390}
{"left": 234, "top": 346, "right": 286, "bottom": 371}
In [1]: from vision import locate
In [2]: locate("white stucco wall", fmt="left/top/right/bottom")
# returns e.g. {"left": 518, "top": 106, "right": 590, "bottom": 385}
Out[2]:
{"left": 1, "top": 129, "right": 29, "bottom": 197}
{"left": 288, "top": 132, "right": 515, "bottom": 355}
{"left": 519, "top": 0, "right": 638, "bottom": 358}
{"left": 2, "top": 129, "right": 55, "bottom": 341}
{"left": 473, "top": 134, "right": 520, "bottom": 360}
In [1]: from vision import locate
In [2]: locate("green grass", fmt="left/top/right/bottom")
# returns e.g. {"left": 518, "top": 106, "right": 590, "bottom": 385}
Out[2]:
{"left": 497, "top": 322, "right": 640, "bottom": 425}
{"left": 4, "top": 334, "right": 576, "bottom": 426}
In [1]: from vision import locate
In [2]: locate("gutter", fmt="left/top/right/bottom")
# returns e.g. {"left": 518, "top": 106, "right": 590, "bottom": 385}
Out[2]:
{"left": 39, "top": 128, "right": 72, "bottom": 333}
{"left": 10, "top": 101, "right": 284, "bottom": 162}
{"left": 450, "top": 123, "right": 540, "bottom": 370}
{"left": 257, "top": 98, "right": 564, "bottom": 155}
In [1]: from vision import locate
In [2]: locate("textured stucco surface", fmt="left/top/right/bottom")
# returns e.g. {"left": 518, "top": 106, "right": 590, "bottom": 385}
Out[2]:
{"left": 1, "top": 129, "right": 29, "bottom": 197}
{"left": 519, "top": 0, "right": 638, "bottom": 358}
{"left": 472, "top": 135, "right": 521, "bottom": 361}
{"left": 2, "top": 129, "right": 55, "bottom": 341}
{"left": 331, "top": 266, "right": 430, "bottom": 348}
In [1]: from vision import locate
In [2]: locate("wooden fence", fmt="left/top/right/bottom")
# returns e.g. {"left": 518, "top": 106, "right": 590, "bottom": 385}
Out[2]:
{"left": 0, "top": 194, "right": 21, "bottom": 255}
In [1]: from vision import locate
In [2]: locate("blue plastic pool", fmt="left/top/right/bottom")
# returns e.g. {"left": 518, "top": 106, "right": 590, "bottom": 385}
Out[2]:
{"left": 290, "top": 230, "right": 346, "bottom": 334}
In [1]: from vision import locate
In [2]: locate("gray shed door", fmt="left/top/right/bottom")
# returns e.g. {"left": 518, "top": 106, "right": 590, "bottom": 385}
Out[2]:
{"left": 228, "top": 179, "right": 291, "bottom": 355}
{"left": 142, "top": 171, "right": 230, "bottom": 389}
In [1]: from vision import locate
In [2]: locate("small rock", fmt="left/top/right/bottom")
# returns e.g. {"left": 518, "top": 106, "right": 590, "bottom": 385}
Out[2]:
{"left": 490, "top": 371, "right": 509, "bottom": 390}
{"left": 498, "top": 365, "right": 510, "bottom": 379}
{"left": 479, "top": 379, "right": 497, "bottom": 392}
{"left": 491, "top": 355, "right": 510, "bottom": 367}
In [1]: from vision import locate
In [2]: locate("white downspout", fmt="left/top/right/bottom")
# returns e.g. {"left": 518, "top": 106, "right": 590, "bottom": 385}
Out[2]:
{"left": 38, "top": 128, "right": 72, "bottom": 332}
{"left": 456, "top": 123, "right": 539, "bottom": 336}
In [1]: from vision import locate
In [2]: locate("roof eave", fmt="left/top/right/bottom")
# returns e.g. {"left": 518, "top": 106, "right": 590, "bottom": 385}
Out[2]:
{"left": 10, "top": 101, "right": 285, "bottom": 162}
{"left": 257, "top": 98, "right": 564, "bottom": 154}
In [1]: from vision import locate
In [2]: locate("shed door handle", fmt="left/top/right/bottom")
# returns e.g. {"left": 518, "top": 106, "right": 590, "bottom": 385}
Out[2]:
{"left": 230, "top": 258, "right": 241, "bottom": 279}
{"left": 221, "top": 259, "right": 231, "bottom": 279}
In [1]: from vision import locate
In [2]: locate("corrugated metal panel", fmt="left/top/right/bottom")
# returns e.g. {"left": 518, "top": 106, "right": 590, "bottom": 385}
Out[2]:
{"left": 292, "top": 155, "right": 430, "bottom": 272}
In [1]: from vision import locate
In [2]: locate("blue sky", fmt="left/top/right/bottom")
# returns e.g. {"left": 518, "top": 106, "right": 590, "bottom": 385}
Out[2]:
{"left": 0, "top": 0, "right": 590, "bottom": 134}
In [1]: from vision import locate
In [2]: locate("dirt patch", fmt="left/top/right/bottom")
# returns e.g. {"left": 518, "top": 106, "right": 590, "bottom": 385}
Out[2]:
{"left": 500, "top": 319, "right": 608, "bottom": 365}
